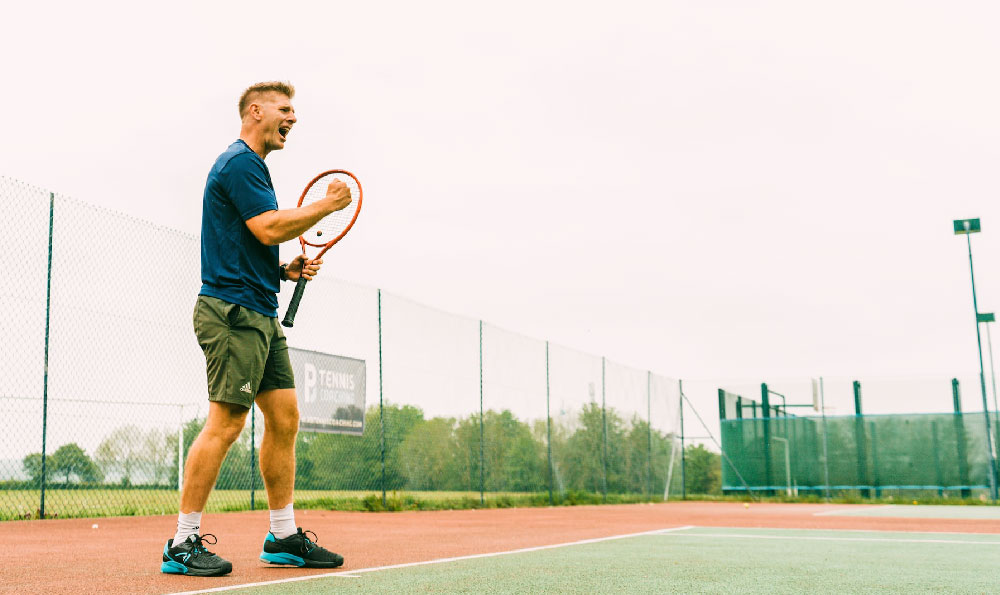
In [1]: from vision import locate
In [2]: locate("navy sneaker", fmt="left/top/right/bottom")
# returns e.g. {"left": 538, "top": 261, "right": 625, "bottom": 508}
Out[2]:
{"left": 260, "top": 528, "right": 344, "bottom": 568}
{"left": 161, "top": 533, "right": 233, "bottom": 576}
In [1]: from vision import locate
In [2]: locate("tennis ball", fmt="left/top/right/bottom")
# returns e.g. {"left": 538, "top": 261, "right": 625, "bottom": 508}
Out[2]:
{"left": 91, "top": 523, "right": 99, "bottom": 529}
{"left": 912, "top": 500, "right": 918, "bottom": 505}
{"left": 744, "top": 503, "right": 749, "bottom": 509}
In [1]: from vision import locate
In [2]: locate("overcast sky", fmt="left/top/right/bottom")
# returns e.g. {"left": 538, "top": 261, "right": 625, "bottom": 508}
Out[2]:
{"left": 2, "top": 0, "right": 999, "bottom": 426}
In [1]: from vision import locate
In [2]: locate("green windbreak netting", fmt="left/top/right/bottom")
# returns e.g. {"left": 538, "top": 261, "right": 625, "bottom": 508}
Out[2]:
{"left": 721, "top": 412, "right": 995, "bottom": 496}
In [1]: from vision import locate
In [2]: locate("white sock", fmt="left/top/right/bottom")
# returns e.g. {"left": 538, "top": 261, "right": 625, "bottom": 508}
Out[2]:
{"left": 173, "top": 511, "right": 202, "bottom": 546}
{"left": 269, "top": 503, "right": 296, "bottom": 539}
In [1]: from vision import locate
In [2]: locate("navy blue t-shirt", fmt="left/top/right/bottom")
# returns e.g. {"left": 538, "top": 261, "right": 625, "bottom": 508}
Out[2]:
{"left": 199, "top": 140, "right": 280, "bottom": 316}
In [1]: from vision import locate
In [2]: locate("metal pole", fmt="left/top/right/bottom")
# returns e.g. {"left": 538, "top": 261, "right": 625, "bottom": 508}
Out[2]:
{"left": 965, "top": 233, "right": 998, "bottom": 500}
{"left": 177, "top": 405, "right": 185, "bottom": 492}
{"left": 601, "top": 357, "right": 607, "bottom": 502}
{"left": 820, "top": 377, "right": 831, "bottom": 501}
{"left": 39, "top": 192, "right": 54, "bottom": 519}
{"left": 546, "top": 341, "right": 553, "bottom": 505}
{"left": 250, "top": 405, "right": 255, "bottom": 510}
{"left": 647, "top": 371, "right": 652, "bottom": 498}
{"left": 987, "top": 323, "right": 1000, "bottom": 471}
{"left": 987, "top": 323, "right": 999, "bottom": 420}
{"left": 378, "top": 289, "right": 386, "bottom": 508}
{"left": 679, "top": 379, "right": 686, "bottom": 499}
{"left": 479, "top": 320, "right": 485, "bottom": 506}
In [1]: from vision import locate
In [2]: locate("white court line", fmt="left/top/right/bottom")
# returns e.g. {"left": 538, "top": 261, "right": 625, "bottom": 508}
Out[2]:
{"left": 166, "top": 525, "right": 695, "bottom": 595}
{"left": 813, "top": 505, "right": 895, "bottom": 516}
{"left": 656, "top": 529, "right": 1000, "bottom": 546}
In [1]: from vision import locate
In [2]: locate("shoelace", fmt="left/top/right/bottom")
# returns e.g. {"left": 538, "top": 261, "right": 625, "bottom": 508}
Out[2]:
{"left": 190, "top": 533, "right": 219, "bottom": 557}
{"left": 298, "top": 529, "right": 319, "bottom": 554}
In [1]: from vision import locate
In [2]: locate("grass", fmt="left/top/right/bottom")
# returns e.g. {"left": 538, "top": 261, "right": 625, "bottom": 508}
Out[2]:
{"left": 0, "top": 488, "right": 662, "bottom": 521}
{"left": 5, "top": 487, "right": 997, "bottom": 521}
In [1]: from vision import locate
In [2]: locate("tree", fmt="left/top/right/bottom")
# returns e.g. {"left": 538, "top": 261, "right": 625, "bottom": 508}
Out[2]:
{"left": 399, "top": 417, "right": 459, "bottom": 490}
{"left": 559, "top": 403, "right": 607, "bottom": 494}
{"left": 49, "top": 443, "right": 103, "bottom": 484}
{"left": 94, "top": 425, "right": 144, "bottom": 486}
{"left": 684, "top": 444, "right": 721, "bottom": 495}
{"left": 23, "top": 452, "right": 43, "bottom": 484}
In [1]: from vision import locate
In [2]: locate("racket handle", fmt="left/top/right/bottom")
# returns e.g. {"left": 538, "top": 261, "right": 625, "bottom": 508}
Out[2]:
{"left": 281, "top": 277, "right": 309, "bottom": 328}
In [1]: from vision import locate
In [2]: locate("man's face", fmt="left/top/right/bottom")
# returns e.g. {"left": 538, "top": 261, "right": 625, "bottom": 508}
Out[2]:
{"left": 257, "top": 92, "right": 297, "bottom": 153}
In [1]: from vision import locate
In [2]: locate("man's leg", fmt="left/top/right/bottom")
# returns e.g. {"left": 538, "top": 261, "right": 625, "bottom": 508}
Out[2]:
{"left": 254, "top": 388, "right": 299, "bottom": 510}
{"left": 254, "top": 388, "right": 343, "bottom": 568}
{"left": 162, "top": 400, "right": 247, "bottom": 576}
{"left": 180, "top": 401, "right": 250, "bottom": 514}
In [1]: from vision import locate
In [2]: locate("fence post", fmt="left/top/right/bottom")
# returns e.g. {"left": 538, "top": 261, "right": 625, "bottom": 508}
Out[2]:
{"left": 680, "top": 380, "right": 686, "bottom": 500}
{"left": 378, "top": 289, "right": 386, "bottom": 508}
{"left": 177, "top": 405, "right": 185, "bottom": 492}
{"left": 853, "top": 380, "right": 870, "bottom": 498}
{"left": 250, "top": 405, "right": 255, "bottom": 510}
{"left": 646, "top": 371, "right": 652, "bottom": 498}
{"left": 546, "top": 341, "right": 553, "bottom": 505}
{"left": 39, "top": 192, "right": 55, "bottom": 519}
{"left": 479, "top": 320, "right": 484, "bottom": 505}
{"left": 601, "top": 357, "right": 608, "bottom": 502}
{"left": 761, "top": 383, "right": 773, "bottom": 496}
{"left": 953, "top": 378, "right": 971, "bottom": 498}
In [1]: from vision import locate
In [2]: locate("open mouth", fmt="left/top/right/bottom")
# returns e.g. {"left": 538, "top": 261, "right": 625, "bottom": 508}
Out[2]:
{"left": 278, "top": 126, "right": 290, "bottom": 141}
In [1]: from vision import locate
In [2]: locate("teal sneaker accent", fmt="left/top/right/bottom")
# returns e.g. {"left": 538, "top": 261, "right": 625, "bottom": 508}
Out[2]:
{"left": 260, "top": 551, "right": 305, "bottom": 566}
{"left": 161, "top": 534, "right": 233, "bottom": 577}
{"left": 260, "top": 529, "right": 344, "bottom": 569}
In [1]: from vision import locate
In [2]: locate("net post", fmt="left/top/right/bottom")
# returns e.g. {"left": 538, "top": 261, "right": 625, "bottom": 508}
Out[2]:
{"left": 39, "top": 191, "right": 54, "bottom": 519}
{"left": 378, "top": 289, "right": 386, "bottom": 508}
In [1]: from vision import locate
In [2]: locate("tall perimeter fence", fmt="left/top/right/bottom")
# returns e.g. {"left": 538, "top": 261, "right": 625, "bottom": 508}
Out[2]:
{"left": 718, "top": 378, "right": 999, "bottom": 499}
{"left": 0, "top": 177, "right": 683, "bottom": 520}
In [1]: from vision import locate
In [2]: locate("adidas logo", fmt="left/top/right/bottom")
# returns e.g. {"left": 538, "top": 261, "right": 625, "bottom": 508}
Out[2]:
{"left": 240, "top": 382, "right": 252, "bottom": 394}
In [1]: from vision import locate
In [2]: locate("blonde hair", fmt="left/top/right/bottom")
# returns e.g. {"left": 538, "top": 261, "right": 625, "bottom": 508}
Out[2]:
{"left": 238, "top": 81, "right": 295, "bottom": 119}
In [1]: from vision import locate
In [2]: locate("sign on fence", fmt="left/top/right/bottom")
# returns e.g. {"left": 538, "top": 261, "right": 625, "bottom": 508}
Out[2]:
{"left": 288, "top": 347, "right": 366, "bottom": 435}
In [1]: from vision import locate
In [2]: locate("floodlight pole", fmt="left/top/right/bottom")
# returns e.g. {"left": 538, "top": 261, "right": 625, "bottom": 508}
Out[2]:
{"left": 984, "top": 320, "right": 999, "bottom": 418}
{"left": 955, "top": 218, "right": 998, "bottom": 500}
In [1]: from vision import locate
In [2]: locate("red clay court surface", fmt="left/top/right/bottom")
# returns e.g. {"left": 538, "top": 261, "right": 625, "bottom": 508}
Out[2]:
{"left": 4, "top": 501, "right": 1000, "bottom": 594}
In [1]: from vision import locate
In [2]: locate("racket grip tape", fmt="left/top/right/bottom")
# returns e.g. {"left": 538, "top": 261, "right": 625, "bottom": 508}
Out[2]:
{"left": 281, "top": 277, "right": 309, "bottom": 328}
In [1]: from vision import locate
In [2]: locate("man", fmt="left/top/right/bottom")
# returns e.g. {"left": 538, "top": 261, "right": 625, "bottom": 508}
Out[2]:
{"left": 161, "top": 81, "right": 352, "bottom": 577}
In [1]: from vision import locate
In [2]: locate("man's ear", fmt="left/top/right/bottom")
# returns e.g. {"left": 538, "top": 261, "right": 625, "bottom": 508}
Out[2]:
{"left": 249, "top": 102, "right": 262, "bottom": 121}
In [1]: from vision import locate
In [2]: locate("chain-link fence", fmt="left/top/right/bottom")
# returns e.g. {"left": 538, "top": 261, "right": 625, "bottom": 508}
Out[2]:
{"left": 718, "top": 376, "right": 1000, "bottom": 499}
{"left": 0, "top": 176, "right": 683, "bottom": 520}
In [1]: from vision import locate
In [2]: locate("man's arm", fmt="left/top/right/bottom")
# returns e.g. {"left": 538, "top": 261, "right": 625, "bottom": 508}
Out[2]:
{"left": 245, "top": 181, "right": 352, "bottom": 246}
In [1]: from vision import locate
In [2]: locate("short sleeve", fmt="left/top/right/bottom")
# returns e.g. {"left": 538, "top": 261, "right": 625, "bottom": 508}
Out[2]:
{"left": 222, "top": 153, "right": 278, "bottom": 221}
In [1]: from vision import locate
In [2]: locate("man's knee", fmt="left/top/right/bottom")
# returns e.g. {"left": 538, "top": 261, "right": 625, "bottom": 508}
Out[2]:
{"left": 257, "top": 389, "right": 300, "bottom": 438}
{"left": 269, "top": 406, "right": 299, "bottom": 439}
{"left": 204, "top": 403, "right": 249, "bottom": 445}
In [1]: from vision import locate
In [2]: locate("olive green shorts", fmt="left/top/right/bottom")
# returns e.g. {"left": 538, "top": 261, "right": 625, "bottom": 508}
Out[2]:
{"left": 193, "top": 295, "right": 295, "bottom": 408}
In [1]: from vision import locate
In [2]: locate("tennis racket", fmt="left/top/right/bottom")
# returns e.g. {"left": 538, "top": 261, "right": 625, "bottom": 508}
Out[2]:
{"left": 281, "top": 170, "right": 363, "bottom": 328}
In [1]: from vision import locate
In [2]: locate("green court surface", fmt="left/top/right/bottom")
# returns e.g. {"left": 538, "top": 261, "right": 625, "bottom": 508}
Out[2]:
{"left": 816, "top": 504, "right": 1000, "bottom": 519}
{"left": 174, "top": 526, "right": 1000, "bottom": 595}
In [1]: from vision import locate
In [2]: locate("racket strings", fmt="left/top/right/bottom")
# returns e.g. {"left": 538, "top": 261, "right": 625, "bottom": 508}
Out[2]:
{"left": 301, "top": 173, "right": 360, "bottom": 245}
